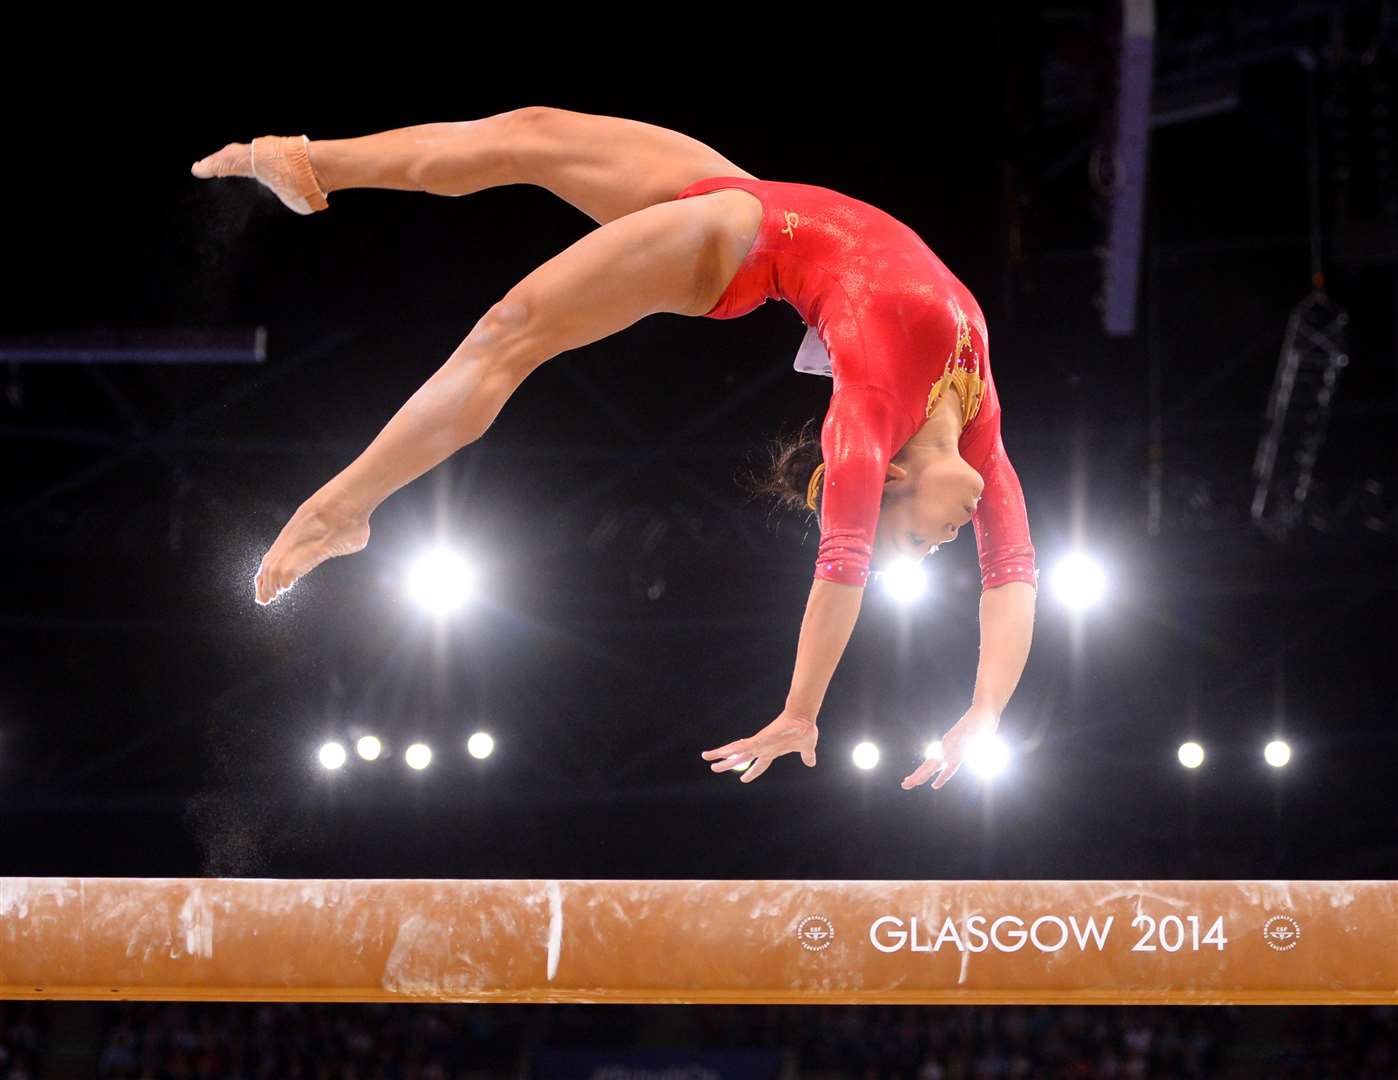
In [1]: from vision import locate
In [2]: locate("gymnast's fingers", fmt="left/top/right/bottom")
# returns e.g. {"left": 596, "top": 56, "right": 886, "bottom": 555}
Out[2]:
{"left": 702, "top": 738, "right": 748, "bottom": 762}
{"left": 901, "top": 757, "right": 942, "bottom": 790}
{"left": 708, "top": 746, "right": 754, "bottom": 772}
{"left": 740, "top": 756, "right": 773, "bottom": 783}
{"left": 931, "top": 758, "right": 962, "bottom": 790}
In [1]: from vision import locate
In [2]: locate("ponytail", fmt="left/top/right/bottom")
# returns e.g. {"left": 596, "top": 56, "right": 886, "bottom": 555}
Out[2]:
{"left": 738, "top": 416, "right": 824, "bottom": 520}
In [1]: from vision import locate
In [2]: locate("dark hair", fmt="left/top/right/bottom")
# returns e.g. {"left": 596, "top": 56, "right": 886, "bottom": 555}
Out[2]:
{"left": 738, "top": 415, "right": 824, "bottom": 521}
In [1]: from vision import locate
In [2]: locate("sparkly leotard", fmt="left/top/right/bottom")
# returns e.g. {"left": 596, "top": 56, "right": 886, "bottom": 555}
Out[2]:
{"left": 675, "top": 176, "right": 1037, "bottom": 592}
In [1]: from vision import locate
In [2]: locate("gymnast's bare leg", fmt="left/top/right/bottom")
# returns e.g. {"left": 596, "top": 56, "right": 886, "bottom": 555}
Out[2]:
{"left": 192, "top": 106, "right": 756, "bottom": 224}
{"left": 191, "top": 108, "right": 761, "bottom": 604}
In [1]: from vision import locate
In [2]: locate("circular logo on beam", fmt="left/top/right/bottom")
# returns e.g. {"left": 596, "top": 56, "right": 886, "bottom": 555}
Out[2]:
{"left": 1262, "top": 915, "right": 1302, "bottom": 952}
{"left": 797, "top": 915, "right": 835, "bottom": 952}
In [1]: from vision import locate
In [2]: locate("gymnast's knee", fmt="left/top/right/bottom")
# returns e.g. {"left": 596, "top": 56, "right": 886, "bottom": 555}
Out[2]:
{"left": 406, "top": 111, "right": 531, "bottom": 194}
{"left": 506, "top": 105, "right": 563, "bottom": 128}
{"left": 463, "top": 297, "right": 547, "bottom": 376}
{"left": 490, "top": 105, "right": 573, "bottom": 186}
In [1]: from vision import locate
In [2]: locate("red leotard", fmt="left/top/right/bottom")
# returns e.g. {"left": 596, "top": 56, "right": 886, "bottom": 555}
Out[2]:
{"left": 675, "top": 176, "right": 1037, "bottom": 592}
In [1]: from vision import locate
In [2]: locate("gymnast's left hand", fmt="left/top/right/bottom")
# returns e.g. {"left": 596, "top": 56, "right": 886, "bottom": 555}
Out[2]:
{"left": 701, "top": 710, "right": 819, "bottom": 784}
{"left": 901, "top": 701, "right": 1001, "bottom": 791}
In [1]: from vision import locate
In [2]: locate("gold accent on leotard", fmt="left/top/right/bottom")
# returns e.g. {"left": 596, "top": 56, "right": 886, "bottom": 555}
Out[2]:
{"left": 806, "top": 461, "right": 827, "bottom": 511}
{"left": 925, "top": 301, "right": 986, "bottom": 432}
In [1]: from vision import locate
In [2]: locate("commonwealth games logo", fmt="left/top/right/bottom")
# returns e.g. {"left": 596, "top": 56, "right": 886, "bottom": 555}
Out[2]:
{"left": 1262, "top": 914, "right": 1302, "bottom": 952}
{"left": 796, "top": 915, "right": 835, "bottom": 952}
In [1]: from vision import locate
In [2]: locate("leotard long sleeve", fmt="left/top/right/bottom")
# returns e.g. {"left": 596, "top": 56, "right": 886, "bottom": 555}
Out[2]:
{"left": 674, "top": 176, "right": 1037, "bottom": 592}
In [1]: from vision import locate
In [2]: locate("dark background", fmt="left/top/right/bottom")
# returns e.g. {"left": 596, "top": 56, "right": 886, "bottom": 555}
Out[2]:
{"left": 2, "top": 4, "right": 1395, "bottom": 894}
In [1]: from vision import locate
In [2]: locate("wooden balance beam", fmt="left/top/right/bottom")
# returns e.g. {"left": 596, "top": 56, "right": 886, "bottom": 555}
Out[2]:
{"left": 1, "top": 878, "right": 1393, "bottom": 1004}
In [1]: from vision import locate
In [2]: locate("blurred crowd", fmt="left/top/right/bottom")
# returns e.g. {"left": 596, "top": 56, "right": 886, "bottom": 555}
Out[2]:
{"left": 1261, "top": 1004, "right": 1397, "bottom": 1079}
{"left": 94, "top": 1004, "right": 508, "bottom": 1080}
{"left": 0, "top": 1001, "right": 1390, "bottom": 1077}
{"left": 694, "top": 1005, "right": 1236, "bottom": 1078}
{"left": 76, "top": 1002, "right": 1237, "bottom": 1078}
{"left": 0, "top": 1004, "right": 43, "bottom": 1080}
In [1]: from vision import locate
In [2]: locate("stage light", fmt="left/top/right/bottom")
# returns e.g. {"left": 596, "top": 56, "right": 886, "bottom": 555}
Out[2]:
{"left": 965, "top": 734, "right": 1011, "bottom": 780}
{"left": 466, "top": 732, "right": 495, "bottom": 760}
{"left": 1264, "top": 740, "right": 1292, "bottom": 768}
{"left": 924, "top": 739, "right": 944, "bottom": 762}
{"left": 1178, "top": 741, "right": 1205, "bottom": 769}
{"left": 879, "top": 558, "right": 927, "bottom": 603}
{"left": 405, "top": 743, "right": 433, "bottom": 770}
{"left": 852, "top": 741, "right": 880, "bottom": 770}
{"left": 1051, "top": 553, "right": 1107, "bottom": 611}
{"left": 317, "top": 741, "right": 347, "bottom": 770}
{"left": 406, "top": 548, "right": 475, "bottom": 615}
{"left": 732, "top": 760, "right": 751, "bottom": 773}
{"left": 356, "top": 736, "right": 382, "bottom": 761}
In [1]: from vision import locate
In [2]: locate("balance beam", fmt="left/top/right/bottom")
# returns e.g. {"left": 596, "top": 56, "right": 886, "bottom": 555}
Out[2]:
{"left": 1, "top": 879, "right": 1394, "bottom": 1004}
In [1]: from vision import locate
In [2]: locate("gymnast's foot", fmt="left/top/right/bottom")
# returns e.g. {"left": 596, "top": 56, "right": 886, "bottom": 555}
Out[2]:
{"left": 191, "top": 135, "right": 329, "bottom": 215}
{"left": 254, "top": 494, "right": 370, "bottom": 605}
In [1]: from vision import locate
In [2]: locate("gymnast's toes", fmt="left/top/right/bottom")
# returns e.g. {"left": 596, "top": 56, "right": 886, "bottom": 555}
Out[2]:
{"left": 253, "top": 500, "right": 371, "bottom": 606}
{"left": 191, "top": 142, "right": 253, "bottom": 180}
{"left": 191, "top": 135, "right": 329, "bottom": 216}
{"left": 254, "top": 562, "right": 286, "bottom": 606}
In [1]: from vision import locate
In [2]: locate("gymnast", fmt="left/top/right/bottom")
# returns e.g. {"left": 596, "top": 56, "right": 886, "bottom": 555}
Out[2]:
{"left": 191, "top": 107, "right": 1037, "bottom": 792}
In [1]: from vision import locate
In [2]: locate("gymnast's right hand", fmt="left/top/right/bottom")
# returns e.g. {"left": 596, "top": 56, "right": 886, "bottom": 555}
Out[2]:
{"left": 701, "top": 710, "right": 819, "bottom": 784}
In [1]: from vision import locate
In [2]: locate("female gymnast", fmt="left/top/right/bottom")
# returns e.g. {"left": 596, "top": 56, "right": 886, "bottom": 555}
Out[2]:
{"left": 191, "top": 107, "right": 1037, "bottom": 792}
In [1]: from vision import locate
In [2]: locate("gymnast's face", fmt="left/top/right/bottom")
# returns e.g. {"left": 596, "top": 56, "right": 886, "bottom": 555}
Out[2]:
{"left": 872, "top": 451, "right": 985, "bottom": 570}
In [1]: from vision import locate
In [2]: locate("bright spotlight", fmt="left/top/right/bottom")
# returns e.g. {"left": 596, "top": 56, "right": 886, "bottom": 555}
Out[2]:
{"left": 356, "top": 735, "right": 382, "bottom": 761}
{"left": 879, "top": 558, "right": 927, "bottom": 603}
{"left": 1264, "top": 740, "right": 1292, "bottom": 768}
{"left": 923, "top": 739, "right": 944, "bottom": 762}
{"left": 318, "top": 741, "right": 347, "bottom": 770}
{"left": 965, "top": 734, "right": 1011, "bottom": 780}
{"left": 466, "top": 732, "right": 495, "bottom": 760}
{"left": 404, "top": 743, "right": 433, "bottom": 770}
{"left": 732, "top": 760, "right": 751, "bottom": 773}
{"left": 406, "top": 548, "right": 475, "bottom": 615}
{"left": 1051, "top": 553, "right": 1107, "bottom": 611}
{"left": 852, "top": 741, "right": 880, "bottom": 770}
{"left": 1178, "top": 741, "right": 1205, "bottom": 769}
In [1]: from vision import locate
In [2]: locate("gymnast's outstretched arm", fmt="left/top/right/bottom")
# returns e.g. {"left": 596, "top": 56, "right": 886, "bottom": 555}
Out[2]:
{"left": 897, "top": 582, "right": 1036, "bottom": 791}
{"left": 903, "top": 420, "right": 1039, "bottom": 790}
{"left": 971, "top": 582, "right": 1037, "bottom": 714}
{"left": 702, "top": 389, "right": 897, "bottom": 783}
{"left": 786, "top": 579, "right": 866, "bottom": 717}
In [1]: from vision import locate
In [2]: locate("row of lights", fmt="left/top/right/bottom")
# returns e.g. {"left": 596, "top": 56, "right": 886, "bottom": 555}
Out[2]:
{"left": 844, "top": 736, "right": 1011, "bottom": 780}
{"left": 396, "top": 547, "right": 1110, "bottom": 616}
{"left": 1177, "top": 739, "right": 1293, "bottom": 769}
{"left": 317, "top": 732, "right": 496, "bottom": 771}
{"left": 318, "top": 733, "right": 1295, "bottom": 778}
{"left": 815, "top": 736, "right": 1293, "bottom": 781}
{"left": 722, "top": 736, "right": 1012, "bottom": 781}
